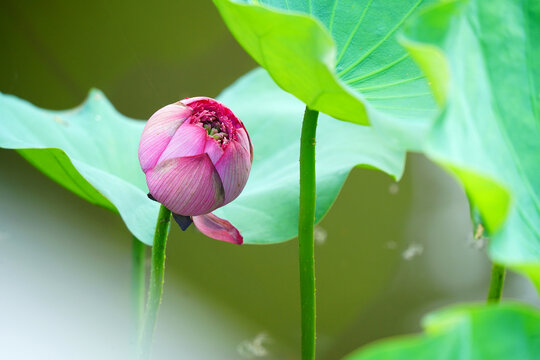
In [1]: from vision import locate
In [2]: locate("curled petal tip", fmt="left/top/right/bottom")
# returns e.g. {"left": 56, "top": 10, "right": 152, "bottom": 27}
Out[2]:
{"left": 193, "top": 213, "right": 243, "bottom": 245}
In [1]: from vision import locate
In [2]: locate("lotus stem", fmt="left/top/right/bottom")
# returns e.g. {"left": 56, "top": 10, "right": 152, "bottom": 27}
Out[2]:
{"left": 131, "top": 236, "right": 147, "bottom": 348}
{"left": 487, "top": 263, "right": 506, "bottom": 303}
{"left": 138, "top": 205, "right": 172, "bottom": 359}
{"left": 298, "top": 106, "right": 319, "bottom": 360}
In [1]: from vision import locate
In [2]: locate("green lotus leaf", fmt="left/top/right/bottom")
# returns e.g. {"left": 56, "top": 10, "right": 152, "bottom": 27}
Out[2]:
{"left": 0, "top": 90, "right": 159, "bottom": 244}
{"left": 344, "top": 302, "right": 540, "bottom": 360}
{"left": 213, "top": 0, "right": 438, "bottom": 149}
{"left": 400, "top": 0, "right": 540, "bottom": 285}
{"left": 0, "top": 68, "right": 405, "bottom": 245}
{"left": 215, "top": 68, "right": 405, "bottom": 243}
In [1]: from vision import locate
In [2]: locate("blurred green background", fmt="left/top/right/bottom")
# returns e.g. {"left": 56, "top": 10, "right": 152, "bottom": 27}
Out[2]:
{"left": 0, "top": 1, "right": 538, "bottom": 359}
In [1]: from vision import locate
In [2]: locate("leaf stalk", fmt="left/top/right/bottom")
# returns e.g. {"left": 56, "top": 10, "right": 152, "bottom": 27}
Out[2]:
{"left": 298, "top": 106, "right": 319, "bottom": 360}
{"left": 487, "top": 263, "right": 506, "bottom": 303}
{"left": 137, "top": 205, "right": 172, "bottom": 359}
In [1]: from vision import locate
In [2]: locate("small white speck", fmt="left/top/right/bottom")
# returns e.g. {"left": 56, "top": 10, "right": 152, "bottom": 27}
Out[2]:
{"left": 402, "top": 243, "right": 423, "bottom": 260}
{"left": 314, "top": 225, "right": 327, "bottom": 245}
{"left": 467, "top": 230, "right": 488, "bottom": 250}
{"left": 386, "top": 241, "right": 397, "bottom": 250}
{"left": 237, "top": 332, "right": 271, "bottom": 358}
{"left": 94, "top": 93, "right": 102, "bottom": 100}
{"left": 467, "top": 223, "right": 489, "bottom": 250}
{"left": 388, "top": 183, "right": 399, "bottom": 195}
{"left": 468, "top": 237, "right": 488, "bottom": 250}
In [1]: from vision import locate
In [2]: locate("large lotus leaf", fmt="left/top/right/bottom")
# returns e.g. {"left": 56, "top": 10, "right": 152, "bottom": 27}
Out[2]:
{"left": 213, "top": 0, "right": 438, "bottom": 149}
{"left": 344, "top": 302, "right": 540, "bottom": 359}
{"left": 399, "top": 0, "right": 540, "bottom": 285}
{"left": 0, "top": 68, "right": 404, "bottom": 245}
{"left": 0, "top": 90, "right": 159, "bottom": 244}
{"left": 213, "top": 68, "right": 405, "bottom": 243}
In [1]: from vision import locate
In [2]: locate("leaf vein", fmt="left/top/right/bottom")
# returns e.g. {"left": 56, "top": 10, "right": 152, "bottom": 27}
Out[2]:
{"left": 336, "top": 0, "right": 374, "bottom": 64}
{"left": 345, "top": 54, "right": 410, "bottom": 85}
{"left": 338, "top": 0, "right": 423, "bottom": 77}
{"left": 328, "top": 0, "right": 340, "bottom": 32}
{"left": 355, "top": 75, "right": 425, "bottom": 92}
{"left": 365, "top": 92, "right": 432, "bottom": 100}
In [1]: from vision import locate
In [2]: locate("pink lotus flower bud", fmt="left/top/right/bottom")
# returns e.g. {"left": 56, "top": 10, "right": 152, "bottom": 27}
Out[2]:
{"left": 138, "top": 97, "right": 253, "bottom": 244}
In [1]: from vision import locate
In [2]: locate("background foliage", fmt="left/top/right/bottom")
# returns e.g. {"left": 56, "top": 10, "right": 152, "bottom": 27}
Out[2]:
{"left": 1, "top": 0, "right": 539, "bottom": 358}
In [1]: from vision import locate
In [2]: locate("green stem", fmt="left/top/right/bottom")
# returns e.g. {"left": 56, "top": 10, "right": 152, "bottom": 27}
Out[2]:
{"left": 138, "top": 205, "right": 172, "bottom": 359}
{"left": 131, "top": 236, "right": 147, "bottom": 345}
{"left": 487, "top": 263, "right": 506, "bottom": 303}
{"left": 298, "top": 106, "right": 319, "bottom": 360}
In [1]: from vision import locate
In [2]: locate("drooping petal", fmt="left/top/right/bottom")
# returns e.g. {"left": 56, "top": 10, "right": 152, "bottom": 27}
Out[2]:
{"left": 138, "top": 103, "right": 192, "bottom": 172}
{"left": 146, "top": 153, "right": 224, "bottom": 216}
{"left": 192, "top": 213, "right": 243, "bottom": 244}
{"left": 157, "top": 123, "right": 207, "bottom": 163}
{"left": 214, "top": 141, "right": 252, "bottom": 204}
{"left": 235, "top": 127, "right": 253, "bottom": 162}
{"left": 204, "top": 137, "right": 224, "bottom": 164}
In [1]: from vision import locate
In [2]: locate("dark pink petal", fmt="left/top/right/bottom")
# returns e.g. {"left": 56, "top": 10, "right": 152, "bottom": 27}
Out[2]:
{"left": 181, "top": 97, "right": 242, "bottom": 129}
{"left": 192, "top": 213, "right": 243, "bottom": 244}
{"left": 214, "top": 141, "right": 252, "bottom": 204}
{"left": 157, "top": 123, "right": 207, "bottom": 163}
{"left": 235, "top": 127, "right": 253, "bottom": 162}
{"left": 139, "top": 103, "right": 192, "bottom": 172}
{"left": 204, "top": 137, "right": 224, "bottom": 164}
{"left": 146, "top": 153, "right": 224, "bottom": 216}
{"left": 181, "top": 96, "right": 214, "bottom": 107}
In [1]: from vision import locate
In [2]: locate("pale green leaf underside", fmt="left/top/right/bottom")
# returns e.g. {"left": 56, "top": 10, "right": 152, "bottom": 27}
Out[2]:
{"left": 215, "top": 68, "right": 405, "bottom": 243}
{"left": 0, "top": 91, "right": 160, "bottom": 244}
{"left": 344, "top": 302, "right": 540, "bottom": 359}
{"left": 400, "top": 0, "right": 540, "bottom": 285}
{"left": 0, "top": 68, "right": 404, "bottom": 245}
{"left": 213, "top": 0, "right": 438, "bottom": 149}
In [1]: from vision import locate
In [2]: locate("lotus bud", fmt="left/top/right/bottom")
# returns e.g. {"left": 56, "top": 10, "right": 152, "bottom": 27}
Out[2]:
{"left": 138, "top": 97, "right": 253, "bottom": 244}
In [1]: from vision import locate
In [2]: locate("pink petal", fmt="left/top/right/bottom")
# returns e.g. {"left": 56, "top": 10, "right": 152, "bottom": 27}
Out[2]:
{"left": 181, "top": 97, "right": 241, "bottom": 128}
{"left": 204, "top": 137, "right": 224, "bottom": 164}
{"left": 214, "top": 141, "right": 252, "bottom": 204}
{"left": 139, "top": 103, "right": 192, "bottom": 172}
{"left": 180, "top": 96, "right": 214, "bottom": 107}
{"left": 235, "top": 127, "right": 253, "bottom": 162}
{"left": 193, "top": 213, "right": 243, "bottom": 244}
{"left": 146, "top": 153, "right": 224, "bottom": 216}
{"left": 157, "top": 123, "right": 207, "bottom": 163}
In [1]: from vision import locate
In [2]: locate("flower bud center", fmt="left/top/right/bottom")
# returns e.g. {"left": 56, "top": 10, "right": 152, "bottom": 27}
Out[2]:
{"left": 192, "top": 109, "right": 231, "bottom": 145}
